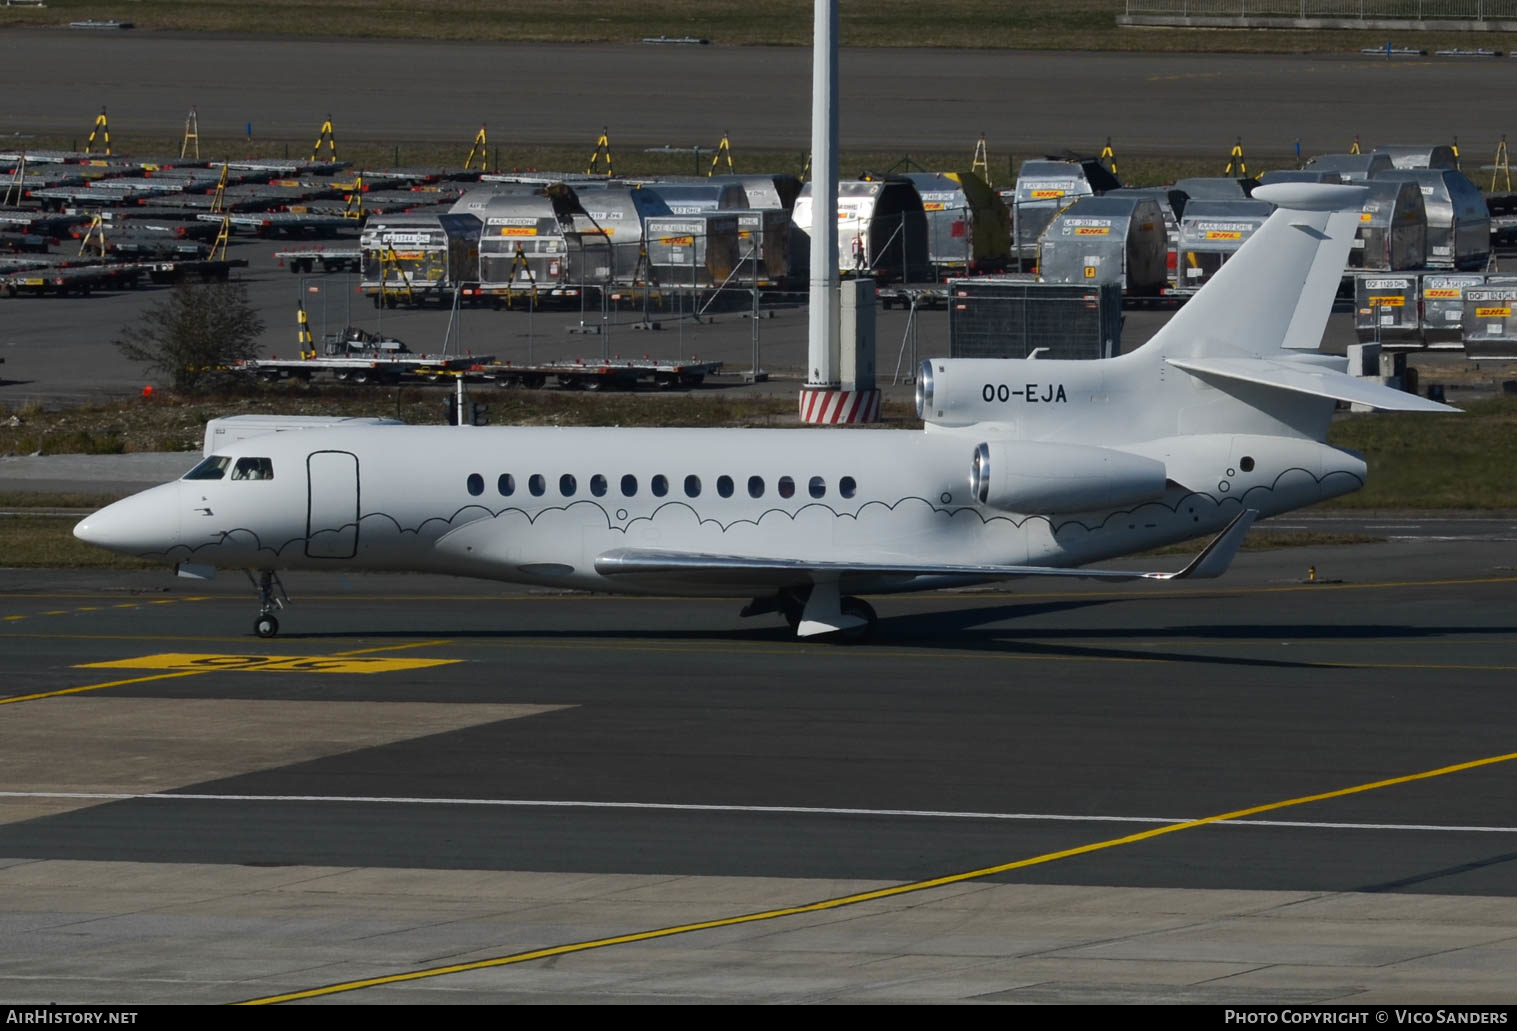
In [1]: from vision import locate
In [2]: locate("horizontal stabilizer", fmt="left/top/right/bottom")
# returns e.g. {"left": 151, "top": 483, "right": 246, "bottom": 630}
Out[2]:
{"left": 1167, "top": 356, "right": 1460, "bottom": 413}
{"left": 595, "top": 508, "right": 1259, "bottom": 588}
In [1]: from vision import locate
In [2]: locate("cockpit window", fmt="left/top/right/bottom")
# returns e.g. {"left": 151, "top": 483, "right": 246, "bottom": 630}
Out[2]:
{"left": 184, "top": 456, "right": 231, "bottom": 480}
{"left": 230, "top": 457, "right": 274, "bottom": 481}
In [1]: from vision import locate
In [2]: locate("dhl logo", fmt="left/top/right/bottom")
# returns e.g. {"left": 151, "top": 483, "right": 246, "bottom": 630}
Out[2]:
{"left": 500, "top": 227, "right": 537, "bottom": 237}
{"left": 1031, "top": 189, "right": 1065, "bottom": 199}
{"left": 922, "top": 202, "right": 947, "bottom": 211}
{"left": 1205, "top": 231, "right": 1242, "bottom": 240}
{"left": 1476, "top": 306, "right": 1512, "bottom": 318}
{"left": 1360, "top": 212, "right": 1373, "bottom": 222}
{"left": 1368, "top": 296, "right": 1405, "bottom": 307}
{"left": 1424, "top": 289, "right": 1461, "bottom": 299}
{"left": 659, "top": 236, "right": 695, "bottom": 246}
{"left": 1074, "top": 227, "right": 1110, "bottom": 236}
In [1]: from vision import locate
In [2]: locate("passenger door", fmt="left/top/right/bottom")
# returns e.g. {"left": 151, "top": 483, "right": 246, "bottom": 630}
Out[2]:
{"left": 306, "top": 450, "right": 359, "bottom": 559}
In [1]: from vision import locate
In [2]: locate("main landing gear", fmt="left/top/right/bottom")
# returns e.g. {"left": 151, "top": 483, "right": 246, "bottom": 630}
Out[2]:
{"left": 740, "top": 583, "right": 878, "bottom": 642}
{"left": 246, "top": 569, "right": 290, "bottom": 638}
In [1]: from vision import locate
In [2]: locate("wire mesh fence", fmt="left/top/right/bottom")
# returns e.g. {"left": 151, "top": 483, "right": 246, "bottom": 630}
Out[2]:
{"left": 1125, "top": 1, "right": 1517, "bottom": 17}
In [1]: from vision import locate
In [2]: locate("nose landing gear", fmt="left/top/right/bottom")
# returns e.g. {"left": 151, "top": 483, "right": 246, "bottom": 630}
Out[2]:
{"left": 246, "top": 569, "right": 290, "bottom": 638}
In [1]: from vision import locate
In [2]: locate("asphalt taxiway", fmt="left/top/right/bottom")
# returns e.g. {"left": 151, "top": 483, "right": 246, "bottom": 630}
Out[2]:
{"left": 1, "top": 536, "right": 1514, "bottom": 1003}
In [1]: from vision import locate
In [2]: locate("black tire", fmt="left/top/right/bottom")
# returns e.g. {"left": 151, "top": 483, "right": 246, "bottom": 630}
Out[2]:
{"left": 254, "top": 614, "right": 279, "bottom": 638}
{"left": 836, "top": 597, "right": 877, "bottom": 644}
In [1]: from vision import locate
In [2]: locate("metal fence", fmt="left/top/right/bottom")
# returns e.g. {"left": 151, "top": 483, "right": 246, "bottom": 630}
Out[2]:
{"left": 1126, "top": 2, "right": 1517, "bottom": 17}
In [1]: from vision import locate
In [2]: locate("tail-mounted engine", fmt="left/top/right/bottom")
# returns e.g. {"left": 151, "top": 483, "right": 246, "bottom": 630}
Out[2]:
{"left": 969, "top": 439, "right": 1168, "bottom": 514}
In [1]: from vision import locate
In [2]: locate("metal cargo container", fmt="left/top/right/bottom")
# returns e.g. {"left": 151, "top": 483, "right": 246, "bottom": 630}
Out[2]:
{"left": 1461, "top": 285, "right": 1517, "bottom": 359}
{"left": 641, "top": 181, "right": 749, "bottom": 214}
{"left": 360, "top": 212, "right": 481, "bottom": 305}
{"left": 1174, "top": 177, "right": 1257, "bottom": 200}
{"left": 711, "top": 174, "right": 802, "bottom": 213}
{"left": 1305, "top": 153, "right": 1394, "bottom": 182}
{"left": 1176, "top": 199, "right": 1273, "bottom": 291}
{"left": 462, "top": 187, "right": 585, "bottom": 294}
{"left": 1420, "top": 272, "right": 1486, "bottom": 348}
{"left": 946, "top": 276, "right": 1122, "bottom": 361}
{"left": 734, "top": 208, "right": 791, "bottom": 286}
{"left": 1374, "top": 168, "right": 1490, "bottom": 271}
{"left": 1351, "top": 179, "right": 1426, "bottom": 272}
{"left": 644, "top": 213, "right": 742, "bottom": 288}
{"left": 1006, "top": 159, "right": 1121, "bottom": 261}
{"left": 1036, "top": 195, "right": 1167, "bottom": 295}
{"left": 902, "top": 171, "right": 1010, "bottom": 274}
{"left": 1371, "top": 145, "right": 1459, "bottom": 171}
{"left": 569, "top": 187, "right": 672, "bottom": 284}
{"left": 790, "top": 177, "right": 930, "bottom": 282}
{"left": 1106, "top": 187, "right": 1186, "bottom": 288}
{"left": 1354, "top": 275, "right": 1420, "bottom": 346}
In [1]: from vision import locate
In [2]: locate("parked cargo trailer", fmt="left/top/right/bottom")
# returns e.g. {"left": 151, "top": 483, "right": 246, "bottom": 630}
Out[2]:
{"left": 360, "top": 212, "right": 481, "bottom": 306}
{"left": 1037, "top": 194, "right": 1166, "bottom": 295}
{"left": 1374, "top": 168, "right": 1490, "bottom": 271}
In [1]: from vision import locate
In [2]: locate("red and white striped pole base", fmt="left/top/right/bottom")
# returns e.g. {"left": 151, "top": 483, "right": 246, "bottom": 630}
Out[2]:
{"left": 798, "top": 386, "right": 881, "bottom": 424}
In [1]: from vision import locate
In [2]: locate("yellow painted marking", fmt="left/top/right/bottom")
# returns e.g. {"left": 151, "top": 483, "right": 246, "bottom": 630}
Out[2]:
{"left": 74, "top": 607, "right": 100, "bottom": 612}
{"left": 1, "top": 671, "right": 208, "bottom": 706}
{"left": 239, "top": 747, "right": 1517, "bottom": 1004}
{"left": 76, "top": 653, "right": 459, "bottom": 675}
{"left": 42, "top": 610, "right": 68, "bottom": 616}
{"left": 2, "top": 640, "right": 454, "bottom": 706}
{"left": 3, "top": 615, "right": 24, "bottom": 622}
{"left": 113, "top": 603, "right": 137, "bottom": 609}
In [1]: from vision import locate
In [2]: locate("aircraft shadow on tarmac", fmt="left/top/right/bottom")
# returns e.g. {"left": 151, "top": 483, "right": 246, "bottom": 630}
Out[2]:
{"left": 1359, "top": 850, "right": 1517, "bottom": 895}
{"left": 264, "top": 595, "right": 1509, "bottom": 670}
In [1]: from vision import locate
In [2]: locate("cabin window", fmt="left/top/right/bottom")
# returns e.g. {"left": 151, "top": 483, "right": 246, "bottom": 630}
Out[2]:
{"left": 840, "top": 476, "right": 857, "bottom": 499}
{"left": 560, "top": 474, "right": 577, "bottom": 497}
{"left": 717, "top": 475, "right": 734, "bottom": 498}
{"left": 498, "top": 473, "right": 515, "bottom": 497}
{"left": 590, "top": 474, "right": 608, "bottom": 497}
{"left": 684, "top": 474, "right": 702, "bottom": 498}
{"left": 778, "top": 476, "right": 795, "bottom": 499}
{"left": 466, "top": 473, "right": 484, "bottom": 497}
{"left": 651, "top": 474, "right": 668, "bottom": 497}
{"left": 184, "top": 456, "right": 230, "bottom": 481}
{"left": 620, "top": 474, "right": 638, "bottom": 497}
{"left": 230, "top": 457, "right": 274, "bottom": 481}
{"left": 808, "top": 476, "right": 826, "bottom": 499}
{"left": 748, "top": 475, "right": 764, "bottom": 498}
{"left": 529, "top": 474, "right": 546, "bottom": 497}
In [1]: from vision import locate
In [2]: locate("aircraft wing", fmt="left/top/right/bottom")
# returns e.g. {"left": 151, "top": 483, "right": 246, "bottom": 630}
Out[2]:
{"left": 1167, "top": 356, "right": 1459, "bottom": 413}
{"left": 595, "top": 509, "right": 1258, "bottom": 588}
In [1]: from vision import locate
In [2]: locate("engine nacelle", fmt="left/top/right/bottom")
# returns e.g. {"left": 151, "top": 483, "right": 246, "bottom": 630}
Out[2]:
{"left": 917, "top": 357, "right": 1101, "bottom": 427}
{"left": 969, "top": 440, "right": 1168, "bottom": 514}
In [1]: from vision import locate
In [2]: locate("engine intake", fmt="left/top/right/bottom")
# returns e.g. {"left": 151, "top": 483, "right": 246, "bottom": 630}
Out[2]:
{"left": 969, "top": 440, "right": 1167, "bottom": 514}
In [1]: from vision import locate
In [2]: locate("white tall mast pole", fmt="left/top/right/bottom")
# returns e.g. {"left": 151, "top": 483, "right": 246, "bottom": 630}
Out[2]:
{"left": 806, "top": 0, "right": 839, "bottom": 389}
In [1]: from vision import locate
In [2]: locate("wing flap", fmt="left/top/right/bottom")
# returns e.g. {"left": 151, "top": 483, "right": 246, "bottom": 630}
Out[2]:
{"left": 595, "top": 509, "right": 1258, "bottom": 587}
{"left": 1167, "top": 356, "right": 1460, "bottom": 413}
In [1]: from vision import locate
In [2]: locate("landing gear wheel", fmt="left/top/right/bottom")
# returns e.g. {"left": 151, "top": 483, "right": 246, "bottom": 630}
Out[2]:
{"left": 837, "top": 596, "right": 877, "bottom": 643}
{"left": 254, "top": 614, "right": 279, "bottom": 638}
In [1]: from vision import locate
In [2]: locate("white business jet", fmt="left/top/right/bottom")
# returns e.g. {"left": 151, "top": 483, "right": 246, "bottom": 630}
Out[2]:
{"left": 75, "top": 183, "right": 1453, "bottom": 640}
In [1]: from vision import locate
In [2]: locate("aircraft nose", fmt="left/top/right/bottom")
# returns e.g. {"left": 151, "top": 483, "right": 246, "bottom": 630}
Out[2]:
{"left": 74, "top": 484, "right": 182, "bottom": 556}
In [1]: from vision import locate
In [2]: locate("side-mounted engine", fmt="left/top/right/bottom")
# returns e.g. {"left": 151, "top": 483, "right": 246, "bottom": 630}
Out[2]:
{"left": 968, "top": 439, "right": 1168, "bottom": 514}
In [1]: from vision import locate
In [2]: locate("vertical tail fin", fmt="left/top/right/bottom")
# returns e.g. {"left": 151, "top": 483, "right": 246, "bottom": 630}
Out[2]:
{"left": 1141, "top": 183, "right": 1367, "bottom": 360}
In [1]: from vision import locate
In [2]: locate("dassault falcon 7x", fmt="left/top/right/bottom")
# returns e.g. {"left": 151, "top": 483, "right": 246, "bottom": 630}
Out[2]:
{"left": 75, "top": 183, "right": 1454, "bottom": 640}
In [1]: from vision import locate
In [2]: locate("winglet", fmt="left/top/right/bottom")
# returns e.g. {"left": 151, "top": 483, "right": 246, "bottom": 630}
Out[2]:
{"left": 1150, "top": 508, "right": 1258, "bottom": 581}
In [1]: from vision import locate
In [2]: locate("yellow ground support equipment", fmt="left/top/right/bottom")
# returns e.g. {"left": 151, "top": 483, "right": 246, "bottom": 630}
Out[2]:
{"left": 1224, "top": 137, "right": 1247, "bottom": 176}
{"left": 77, "top": 214, "right": 107, "bottom": 258}
{"left": 85, "top": 108, "right": 110, "bottom": 156}
{"left": 297, "top": 300, "right": 315, "bottom": 359}
{"left": 2, "top": 151, "right": 25, "bottom": 207}
{"left": 707, "top": 131, "right": 734, "bottom": 176}
{"left": 210, "top": 216, "right": 231, "bottom": 262}
{"left": 312, "top": 116, "right": 337, "bottom": 163}
{"left": 181, "top": 107, "right": 200, "bottom": 160}
{"left": 1492, "top": 135, "right": 1511, "bottom": 193}
{"left": 209, "top": 162, "right": 230, "bottom": 215}
{"left": 464, "top": 125, "right": 489, "bottom": 171}
{"left": 506, "top": 243, "right": 539, "bottom": 310}
{"left": 586, "top": 128, "right": 613, "bottom": 176}
{"left": 344, "top": 170, "right": 366, "bottom": 221}
{"left": 378, "top": 247, "right": 415, "bottom": 307}
{"left": 1099, "top": 137, "right": 1118, "bottom": 179}
{"left": 970, "top": 133, "right": 990, "bottom": 186}
{"left": 1350, "top": 135, "right": 1362, "bottom": 155}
